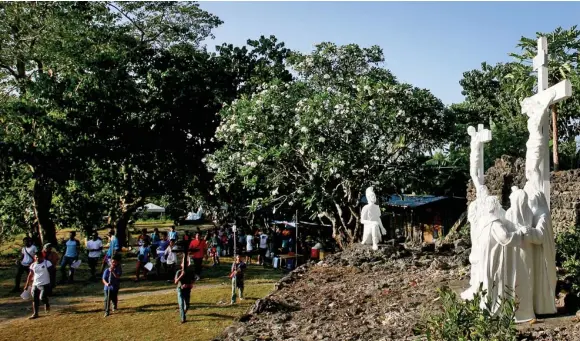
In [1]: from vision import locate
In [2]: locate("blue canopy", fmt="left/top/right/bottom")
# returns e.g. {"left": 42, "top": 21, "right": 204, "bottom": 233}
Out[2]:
{"left": 361, "top": 194, "right": 447, "bottom": 208}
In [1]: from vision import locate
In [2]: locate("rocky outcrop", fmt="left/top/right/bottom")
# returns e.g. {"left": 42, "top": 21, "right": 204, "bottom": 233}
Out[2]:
{"left": 467, "top": 156, "right": 580, "bottom": 234}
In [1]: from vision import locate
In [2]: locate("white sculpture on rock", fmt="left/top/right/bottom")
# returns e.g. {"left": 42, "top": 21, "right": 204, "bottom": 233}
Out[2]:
{"left": 360, "top": 186, "right": 386, "bottom": 251}
{"left": 463, "top": 36, "right": 570, "bottom": 323}
{"left": 504, "top": 187, "right": 536, "bottom": 323}
{"left": 525, "top": 186, "right": 557, "bottom": 315}
{"left": 461, "top": 124, "right": 492, "bottom": 301}
{"left": 477, "top": 196, "right": 522, "bottom": 314}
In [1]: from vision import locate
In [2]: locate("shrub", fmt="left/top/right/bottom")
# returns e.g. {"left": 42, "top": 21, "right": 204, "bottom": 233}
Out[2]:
{"left": 417, "top": 284, "right": 517, "bottom": 341}
{"left": 556, "top": 225, "right": 580, "bottom": 294}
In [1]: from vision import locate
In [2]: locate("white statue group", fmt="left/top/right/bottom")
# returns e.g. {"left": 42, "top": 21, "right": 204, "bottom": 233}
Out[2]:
{"left": 461, "top": 37, "right": 572, "bottom": 323}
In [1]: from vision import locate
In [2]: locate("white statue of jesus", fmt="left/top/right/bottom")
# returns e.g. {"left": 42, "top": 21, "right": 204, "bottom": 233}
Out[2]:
{"left": 521, "top": 90, "right": 556, "bottom": 188}
{"left": 360, "top": 187, "right": 386, "bottom": 250}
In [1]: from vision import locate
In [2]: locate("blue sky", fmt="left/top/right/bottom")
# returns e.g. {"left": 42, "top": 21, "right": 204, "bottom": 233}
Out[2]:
{"left": 199, "top": 1, "right": 580, "bottom": 105}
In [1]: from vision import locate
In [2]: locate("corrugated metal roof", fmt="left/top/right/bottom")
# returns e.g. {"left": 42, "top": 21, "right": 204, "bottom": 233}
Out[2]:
{"left": 360, "top": 194, "right": 447, "bottom": 208}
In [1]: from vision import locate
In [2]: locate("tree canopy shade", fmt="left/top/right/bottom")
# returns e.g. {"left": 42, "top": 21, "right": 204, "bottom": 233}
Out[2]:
{"left": 207, "top": 43, "right": 453, "bottom": 248}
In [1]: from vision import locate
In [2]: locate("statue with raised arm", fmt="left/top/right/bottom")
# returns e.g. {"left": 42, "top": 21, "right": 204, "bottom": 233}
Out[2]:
{"left": 360, "top": 187, "right": 386, "bottom": 251}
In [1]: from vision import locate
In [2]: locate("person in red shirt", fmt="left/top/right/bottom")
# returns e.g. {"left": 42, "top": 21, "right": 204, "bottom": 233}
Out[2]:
{"left": 188, "top": 233, "right": 207, "bottom": 280}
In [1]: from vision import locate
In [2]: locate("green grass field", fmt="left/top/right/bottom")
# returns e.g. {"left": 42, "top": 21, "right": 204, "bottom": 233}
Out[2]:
{"left": 0, "top": 224, "right": 285, "bottom": 341}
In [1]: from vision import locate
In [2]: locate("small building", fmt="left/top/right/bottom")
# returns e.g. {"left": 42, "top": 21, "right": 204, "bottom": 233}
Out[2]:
{"left": 361, "top": 194, "right": 466, "bottom": 244}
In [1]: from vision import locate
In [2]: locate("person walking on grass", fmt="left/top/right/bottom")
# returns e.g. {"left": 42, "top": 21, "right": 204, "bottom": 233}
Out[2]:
{"left": 24, "top": 251, "right": 53, "bottom": 319}
{"left": 174, "top": 256, "right": 195, "bottom": 323}
{"left": 103, "top": 254, "right": 122, "bottom": 317}
{"left": 135, "top": 240, "right": 151, "bottom": 282}
{"left": 168, "top": 225, "right": 178, "bottom": 241}
{"left": 188, "top": 233, "right": 207, "bottom": 281}
{"left": 41, "top": 244, "right": 59, "bottom": 296}
{"left": 87, "top": 232, "right": 103, "bottom": 281}
{"left": 155, "top": 232, "right": 170, "bottom": 278}
{"left": 101, "top": 230, "right": 119, "bottom": 273}
{"left": 245, "top": 231, "right": 254, "bottom": 265}
{"left": 230, "top": 255, "right": 247, "bottom": 305}
{"left": 258, "top": 229, "right": 269, "bottom": 266}
{"left": 150, "top": 227, "right": 160, "bottom": 259}
{"left": 12, "top": 237, "right": 37, "bottom": 293}
{"left": 60, "top": 231, "right": 80, "bottom": 284}
{"left": 164, "top": 239, "right": 178, "bottom": 282}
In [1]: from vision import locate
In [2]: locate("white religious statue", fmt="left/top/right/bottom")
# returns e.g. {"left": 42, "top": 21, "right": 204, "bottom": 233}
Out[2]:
{"left": 477, "top": 195, "right": 523, "bottom": 315}
{"left": 461, "top": 185, "right": 489, "bottom": 301}
{"left": 467, "top": 125, "right": 492, "bottom": 192}
{"left": 360, "top": 187, "right": 386, "bottom": 250}
{"left": 521, "top": 90, "right": 556, "bottom": 188}
{"left": 504, "top": 187, "right": 536, "bottom": 323}
{"left": 524, "top": 184, "right": 558, "bottom": 315}
{"left": 461, "top": 124, "right": 492, "bottom": 300}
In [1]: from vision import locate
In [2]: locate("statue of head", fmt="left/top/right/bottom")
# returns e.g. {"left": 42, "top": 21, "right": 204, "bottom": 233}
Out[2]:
{"left": 484, "top": 196, "right": 501, "bottom": 216}
{"left": 366, "top": 187, "right": 377, "bottom": 205}
{"left": 467, "top": 126, "right": 476, "bottom": 137}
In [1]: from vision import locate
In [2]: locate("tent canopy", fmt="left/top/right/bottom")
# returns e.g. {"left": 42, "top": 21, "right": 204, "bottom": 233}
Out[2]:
{"left": 142, "top": 203, "right": 165, "bottom": 213}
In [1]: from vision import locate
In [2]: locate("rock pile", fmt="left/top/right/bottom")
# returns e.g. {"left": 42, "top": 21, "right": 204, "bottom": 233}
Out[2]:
{"left": 215, "top": 243, "right": 469, "bottom": 341}
{"left": 215, "top": 241, "right": 579, "bottom": 341}
{"left": 466, "top": 155, "right": 580, "bottom": 234}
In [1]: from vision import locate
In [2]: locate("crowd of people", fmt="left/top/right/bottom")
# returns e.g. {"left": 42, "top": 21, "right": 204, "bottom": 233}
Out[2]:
{"left": 11, "top": 223, "right": 298, "bottom": 322}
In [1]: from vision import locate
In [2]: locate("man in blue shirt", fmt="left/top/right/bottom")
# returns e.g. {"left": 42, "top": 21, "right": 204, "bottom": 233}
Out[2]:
{"left": 101, "top": 230, "right": 119, "bottom": 274}
{"left": 60, "top": 231, "right": 80, "bottom": 284}
{"left": 103, "top": 255, "right": 122, "bottom": 317}
{"left": 135, "top": 240, "right": 151, "bottom": 282}
{"left": 168, "top": 226, "right": 178, "bottom": 241}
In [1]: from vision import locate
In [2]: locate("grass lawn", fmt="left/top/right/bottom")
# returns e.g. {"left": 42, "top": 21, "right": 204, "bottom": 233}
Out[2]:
{"left": 0, "top": 282, "right": 275, "bottom": 341}
{"left": 0, "top": 223, "right": 286, "bottom": 340}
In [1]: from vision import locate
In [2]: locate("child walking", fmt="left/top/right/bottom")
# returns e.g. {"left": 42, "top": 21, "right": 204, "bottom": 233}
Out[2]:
{"left": 103, "top": 255, "right": 122, "bottom": 317}
{"left": 230, "top": 255, "right": 247, "bottom": 305}
{"left": 174, "top": 256, "right": 194, "bottom": 323}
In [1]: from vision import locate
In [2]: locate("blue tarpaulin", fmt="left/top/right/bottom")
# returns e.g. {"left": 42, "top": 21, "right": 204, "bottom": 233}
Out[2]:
{"left": 360, "top": 194, "right": 447, "bottom": 208}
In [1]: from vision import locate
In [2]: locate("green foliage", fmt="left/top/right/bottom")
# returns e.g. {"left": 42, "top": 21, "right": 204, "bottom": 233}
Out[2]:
{"left": 208, "top": 42, "right": 452, "bottom": 244}
{"left": 556, "top": 225, "right": 580, "bottom": 294}
{"left": 419, "top": 285, "right": 517, "bottom": 341}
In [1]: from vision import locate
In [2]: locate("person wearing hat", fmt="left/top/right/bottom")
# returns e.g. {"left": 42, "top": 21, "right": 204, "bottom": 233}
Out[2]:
{"left": 42, "top": 243, "right": 59, "bottom": 294}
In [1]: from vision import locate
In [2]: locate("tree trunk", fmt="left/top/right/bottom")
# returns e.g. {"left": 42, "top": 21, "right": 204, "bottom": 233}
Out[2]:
{"left": 32, "top": 176, "right": 57, "bottom": 246}
{"left": 115, "top": 210, "right": 131, "bottom": 247}
{"left": 552, "top": 104, "right": 559, "bottom": 171}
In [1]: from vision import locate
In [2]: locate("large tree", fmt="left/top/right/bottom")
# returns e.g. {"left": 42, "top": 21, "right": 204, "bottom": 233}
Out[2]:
{"left": 208, "top": 43, "right": 452, "bottom": 248}
{"left": 507, "top": 26, "right": 580, "bottom": 171}
{"left": 0, "top": 2, "right": 224, "bottom": 244}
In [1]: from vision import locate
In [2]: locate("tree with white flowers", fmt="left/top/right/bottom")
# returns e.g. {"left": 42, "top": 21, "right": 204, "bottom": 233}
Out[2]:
{"left": 207, "top": 43, "right": 452, "bottom": 248}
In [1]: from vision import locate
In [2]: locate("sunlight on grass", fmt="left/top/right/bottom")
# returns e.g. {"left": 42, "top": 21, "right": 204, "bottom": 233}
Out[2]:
{"left": 0, "top": 282, "right": 276, "bottom": 341}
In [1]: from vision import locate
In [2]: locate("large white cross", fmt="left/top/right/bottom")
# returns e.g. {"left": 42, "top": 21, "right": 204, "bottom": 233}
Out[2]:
{"left": 475, "top": 124, "right": 492, "bottom": 187}
{"left": 527, "top": 37, "right": 573, "bottom": 209}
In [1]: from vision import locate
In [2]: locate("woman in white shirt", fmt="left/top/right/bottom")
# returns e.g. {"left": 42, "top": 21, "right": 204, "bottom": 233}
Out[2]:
{"left": 24, "top": 251, "right": 53, "bottom": 319}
